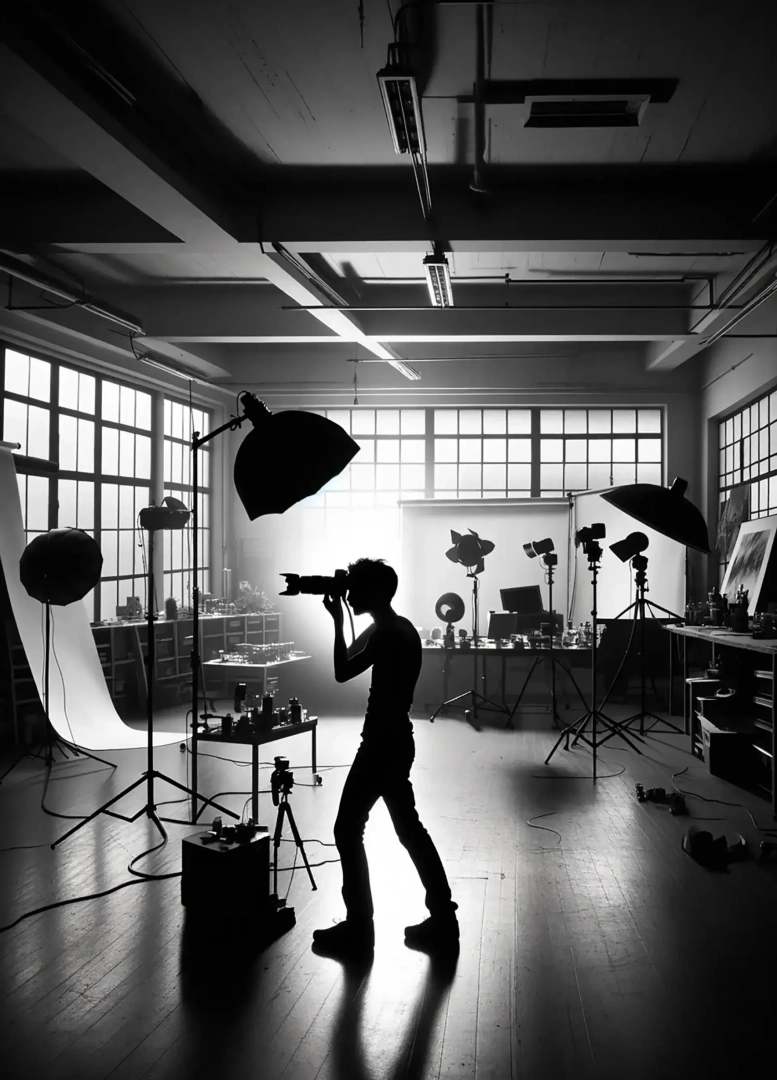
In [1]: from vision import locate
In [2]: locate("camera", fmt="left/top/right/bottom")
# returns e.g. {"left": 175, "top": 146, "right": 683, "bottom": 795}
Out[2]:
{"left": 574, "top": 523, "right": 606, "bottom": 548}
{"left": 280, "top": 568, "right": 349, "bottom": 597}
{"left": 271, "top": 755, "right": 294, "bottom": 805}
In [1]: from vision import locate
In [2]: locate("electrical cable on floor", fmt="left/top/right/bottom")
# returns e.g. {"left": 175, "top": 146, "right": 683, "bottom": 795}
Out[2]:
{"left": 5, "top": 700, "right": 775, "bottom": 933}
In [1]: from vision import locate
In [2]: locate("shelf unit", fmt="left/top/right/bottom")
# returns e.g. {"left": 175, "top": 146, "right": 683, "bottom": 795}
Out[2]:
{"left": 92, "top": 611, "right": 283, "bottom": 710}
{"left": 669, "top": 626, "right": 776, "bottom": 815}
{"left": 200, "top": 612, "right": 281, "bottom": 697}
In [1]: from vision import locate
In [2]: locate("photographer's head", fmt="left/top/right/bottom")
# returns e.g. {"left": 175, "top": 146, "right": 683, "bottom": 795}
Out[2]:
{"left": 346, "top": 557, "right": 398, "bottom": 616}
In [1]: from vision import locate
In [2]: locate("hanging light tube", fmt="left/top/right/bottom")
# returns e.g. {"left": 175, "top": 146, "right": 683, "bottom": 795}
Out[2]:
{"left": 424, "top": 250, "right": 454, "bottom": 307}
{"left": 138, "top": 354, "right": 212, "bottom": 386}
{"left": 377, "top": 44, "right": 427, "bottom": 157}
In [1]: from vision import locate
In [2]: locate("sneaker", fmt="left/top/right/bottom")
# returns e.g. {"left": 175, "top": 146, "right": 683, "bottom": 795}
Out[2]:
{"left": 312, "top": 919, "right": 375, "bottom": 956}
{"left": 404, "top": 914, "right": 459, "bottom": 950}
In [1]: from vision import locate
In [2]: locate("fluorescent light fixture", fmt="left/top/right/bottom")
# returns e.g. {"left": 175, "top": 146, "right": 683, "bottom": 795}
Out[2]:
{"left": 138, "top": 354, "right": 212, "bottom": 386}
{"left": 377, "top": 45, "right": 426, "bottom": 156}
{"left": 389, "top": 360, "right": 422, "bottom": 381}
{"left": 424, "top": 251, "right": 454, "bottom": 307}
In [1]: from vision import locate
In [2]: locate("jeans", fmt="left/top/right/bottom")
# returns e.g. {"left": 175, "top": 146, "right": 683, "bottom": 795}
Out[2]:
{"left": 333, "top": 731, "right": 457, "bottom": 925}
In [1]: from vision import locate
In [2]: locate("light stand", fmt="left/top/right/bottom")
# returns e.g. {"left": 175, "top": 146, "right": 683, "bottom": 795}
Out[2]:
{"left": 3, "top": 527, "right": 116, "bottom": 788}
{"left": 429, "top": 572, "right": 509, "bottom": 725}
{"left": 53, "top": 517, "right": 239, "bottom": 850}
{"left": 505, "top": 553, "right": 587, "bottom": 731}
{"left": 188, "top": 394, "right": 360, "bottom": 823}
{"left": 0, "top": 599, "right": 115, "bottom": 784}
{"left": 544, "top": 537, "right": 644, "bottom": 781}
{"left": 603, "top": 554, "right": 685, "bottom": 738}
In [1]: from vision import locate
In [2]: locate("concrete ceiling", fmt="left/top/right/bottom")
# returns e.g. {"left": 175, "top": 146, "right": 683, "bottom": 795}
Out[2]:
{"left": 0, "top": 0, "right": 776, "bottom": 388}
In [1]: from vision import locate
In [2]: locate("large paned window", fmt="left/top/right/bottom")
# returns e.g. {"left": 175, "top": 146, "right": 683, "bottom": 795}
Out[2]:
{"left": 304, "top": 406, "right": 664, "bottom": 504}
{"left": 1, "top": 344, "right": 212, "bottom": 622}
{"left": 2, "top": 350, "right": 53, "bottom": 548}
{"left": 718, "top": 386, "right": 777, "bottom": 578}
{"left": 99, "top": 380, "right": 152, "bottom": 622}
{"left": 163, "top": 398, "right": 211, "bottom": 607}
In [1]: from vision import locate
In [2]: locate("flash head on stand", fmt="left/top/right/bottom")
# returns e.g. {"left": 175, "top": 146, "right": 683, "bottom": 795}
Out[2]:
{"left": 575, "top": 523, "right": 606, "bottom": 548}
{"left": 523, "top": 537, "right": 555, "bottom": 561}
{"left": 610, "top": 532, "right": 649, "bottom": 563}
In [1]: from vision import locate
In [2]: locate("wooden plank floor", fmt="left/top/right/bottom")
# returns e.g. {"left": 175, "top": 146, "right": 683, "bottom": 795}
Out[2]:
{"left": 1, "top": 704, "right": 776, "bottom": 1080}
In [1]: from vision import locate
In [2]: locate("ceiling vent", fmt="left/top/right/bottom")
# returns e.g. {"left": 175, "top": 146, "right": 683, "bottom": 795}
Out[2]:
{"left": 458, "top": 79, "right": 677, "bottom": 130}
{"left": 523, "top": 97, "right": 648, "bottom": 128}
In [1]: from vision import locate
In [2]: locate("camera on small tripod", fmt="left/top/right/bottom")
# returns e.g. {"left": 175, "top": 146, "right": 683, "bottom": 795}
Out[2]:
{"left": 271, "top": 756, "right": 294, "bottom": 805}
{"left": 635, "top": 783, "right": 688, "bottom": 815}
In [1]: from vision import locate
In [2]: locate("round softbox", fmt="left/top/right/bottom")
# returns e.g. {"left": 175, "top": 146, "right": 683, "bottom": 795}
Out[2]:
{"left": 20, "top": 528, "right": 103, "bottom": 605}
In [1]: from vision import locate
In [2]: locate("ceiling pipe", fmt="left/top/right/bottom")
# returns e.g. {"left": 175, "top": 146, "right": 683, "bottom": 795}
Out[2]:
{"left": 469, "top": 3, "right": 489, "bottom": 195}
{"left": 0, "top": 253, "right": 143, "bottom": 334}
{"left": 282, "top": 303, "right": 740, "bottom": 311}
{"left": 697, "top": 274, "right": 777, "bottom": 351}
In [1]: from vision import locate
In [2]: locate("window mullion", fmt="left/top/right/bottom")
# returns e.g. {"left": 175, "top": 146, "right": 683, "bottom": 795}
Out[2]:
{"left": 530, "top": 409, "right": 541, "bottom": 497}
{"left": 49, "top": 364, "right": 59, "bottom": 531}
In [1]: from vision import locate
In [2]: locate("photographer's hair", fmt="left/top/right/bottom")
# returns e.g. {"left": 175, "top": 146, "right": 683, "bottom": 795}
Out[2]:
{"left": 347, "top": 558, "right": 398, "bottom": 604}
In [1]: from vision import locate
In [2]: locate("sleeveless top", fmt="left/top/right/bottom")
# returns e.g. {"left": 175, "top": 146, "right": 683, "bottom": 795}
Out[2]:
{"left": 359, "top": 615, "right": 422, "bottom": 741}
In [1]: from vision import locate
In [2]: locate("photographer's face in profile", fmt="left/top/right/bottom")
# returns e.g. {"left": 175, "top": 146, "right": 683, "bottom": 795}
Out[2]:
{"left": 347, "top": 583, "right": 371, "bottom": 616}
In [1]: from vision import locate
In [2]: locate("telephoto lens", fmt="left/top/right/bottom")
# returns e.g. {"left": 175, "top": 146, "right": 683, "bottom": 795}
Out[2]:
{"left": 279, "top": 569, "right": 349, "bottom": 596}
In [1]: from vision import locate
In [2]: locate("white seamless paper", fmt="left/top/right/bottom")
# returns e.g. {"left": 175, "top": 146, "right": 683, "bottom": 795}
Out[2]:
{"left": 0, "top": 447, "right": 187, "bottom": 750}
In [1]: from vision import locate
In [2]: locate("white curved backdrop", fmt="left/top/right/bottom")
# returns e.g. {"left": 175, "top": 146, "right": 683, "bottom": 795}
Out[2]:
{"left": 0, "top": 447, "right": 187, "bottom": 751}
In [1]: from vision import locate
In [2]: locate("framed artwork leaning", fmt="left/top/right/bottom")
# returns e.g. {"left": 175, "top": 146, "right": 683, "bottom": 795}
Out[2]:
{"left": 720, "top": 515, "right": 777, "bottom": 615}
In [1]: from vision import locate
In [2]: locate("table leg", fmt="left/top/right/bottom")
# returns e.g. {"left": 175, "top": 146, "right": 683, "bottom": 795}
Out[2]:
{"left": 682, "top": 636, "right": 688, "bottom": 739}
{"left": 772, "top": 654, "right": 776, "bottom": 821}
{"left": 312, "top": 725, "right": 317, "bottom": 775}
{"left": 252, "top": 742, "right": 259, "bottom": 823}
{"left": 668, "top": 632, "right": 674, "bottom": 716}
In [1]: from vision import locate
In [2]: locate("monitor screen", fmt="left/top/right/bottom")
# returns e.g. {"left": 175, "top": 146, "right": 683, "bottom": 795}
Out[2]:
{"left": 500, "top": 585, "right": 544, "bottom": 614}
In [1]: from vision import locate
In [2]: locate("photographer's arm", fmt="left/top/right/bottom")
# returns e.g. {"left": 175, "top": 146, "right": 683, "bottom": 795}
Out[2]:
{"left": 325, "top": 596, "right": 374, "bottom": 683}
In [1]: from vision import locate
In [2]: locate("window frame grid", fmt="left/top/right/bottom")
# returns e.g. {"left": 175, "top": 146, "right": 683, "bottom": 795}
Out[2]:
{"left": 1, "top": 343, "right": 213, "bottom": 622}
{"left": 302, "top": 406, "right": 664, "bottom": 508}
{"left": 717, "top": 386, "right": 777, "bottom": 582}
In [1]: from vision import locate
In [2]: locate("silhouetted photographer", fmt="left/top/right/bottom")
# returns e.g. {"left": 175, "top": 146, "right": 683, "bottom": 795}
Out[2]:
{"left": 310, "top": 557, "right": 459, "bottom": 959}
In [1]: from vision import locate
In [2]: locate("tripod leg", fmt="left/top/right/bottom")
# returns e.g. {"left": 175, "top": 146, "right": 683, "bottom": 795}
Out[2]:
{"left": 272, "top": 800, "right": 286, "bottom": 898}
{"left": 153, "top": 773, "right": 240, "bottom": 822}
{"left": 0, "top": 748, "right": 35, "bottom": 784}
{"left": 56, "top": 738, "right": 116, "bottom": 771}
{"left": 52, "top": 773, "right": 148, "bottom": 848}
{"left": 282, "top": 801, "right": 317, "bottom": 891}
{"left": 505, "top": 657, "right": 539, "bottom": 729}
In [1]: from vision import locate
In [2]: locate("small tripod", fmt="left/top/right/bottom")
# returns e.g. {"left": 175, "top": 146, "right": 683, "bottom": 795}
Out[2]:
{"left": 505, "top": 555, "right": 586, "bottom": 730}
{"left": 545, "top": 539, "right": 644, "bottom": 780}
{"left": 430, "top": 572, "right": 509, "bottom": 724}
{"left": 270, "top": 757, "right": 316, "bottom": 900}
{"left": 604, "top": 555, "right": 684, "bottom": 739}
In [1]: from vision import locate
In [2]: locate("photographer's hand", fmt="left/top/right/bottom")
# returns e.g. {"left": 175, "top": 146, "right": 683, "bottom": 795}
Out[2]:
{"left": 323, "top": 594, "right": 344, "bottom": 627}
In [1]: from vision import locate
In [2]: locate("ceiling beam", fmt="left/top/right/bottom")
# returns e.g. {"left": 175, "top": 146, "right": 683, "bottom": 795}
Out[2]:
{"left": 646, "top": 246, "right": 777, "bottom": 370}
{"left": 0, "top": 166, "right": 769, "bottom": 256}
